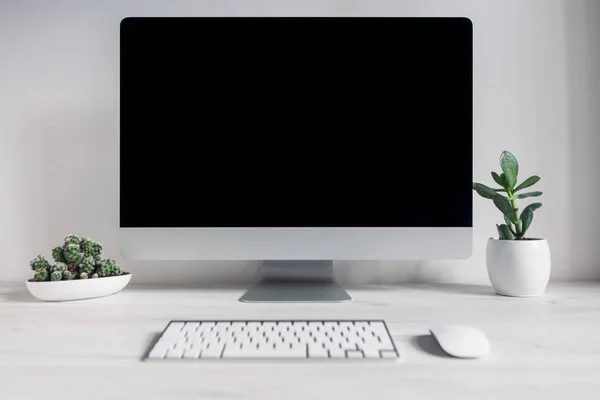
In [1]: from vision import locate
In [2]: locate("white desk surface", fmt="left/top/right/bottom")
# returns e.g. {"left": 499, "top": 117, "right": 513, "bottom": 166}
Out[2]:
{"left": 1, "top": 281, "right": 599, "bottom": 400}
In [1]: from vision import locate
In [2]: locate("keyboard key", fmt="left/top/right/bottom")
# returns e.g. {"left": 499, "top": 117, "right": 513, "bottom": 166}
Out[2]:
{"left": 198, "top": 322, "right": 215, "bottom": 333}
{"left": 183, "top": 346, "right": 202, "bottom": 359}
{"left": 166, "top": 347, "right": 185, "bottom": 359}
{"left": 163, "top": 322, "right": 185, "bottom": 339}
{"left": 308, "top": 322, "right": 323, "bottom": 331}
{"left": 215, "top": 322, "right": 231, "bottom": 332}
{"left": 355, "top": 321, "right": 369, "bottom": 330}
{"left": 182, "top": 322, "right": 199, "bottom": 333}
{"left": 223, "top": 343, "right": 257, "bottom": 358}
{"left": 263, "top": 322, "right": 276, "bottom": 332}
{"left": 362, "top": 347, "right": 382, "bottom": 358}
{"left": 380, "top": 350, "right": 398, "bottom": 359}
{"left": 278, "top": 346, "right": 307, "bottom": 358}
{"left": 341, "top": 341, "right": 357, "bottom": 351}
{"left": 369, "top": 321, "right": 389, "bottom": 336}
{"left": 293, "top": 321, "right": 308, "bottom": 329}
{"left": 328, "top": 347, "right": 346, "bottom": 358}
{"left": 346, "top": 350, "right": 364, "bottom": 358}
{"left": 324, "top": 322, "right": 338, "bottom": 334}
{"left": 201, "top": 344, "right": 224, "bottom": 358}
{"left": 166, "top": 322, "right": 185, "bottom": 331}
{"left": 247, "top": 322, "right": 261, "bottom": 331}
{"left": 278, "top": 322, "right": 292, "bottom": 331}
{"left": 148, "top": 346, "right": 168, "bottom": 359}
{"left": 340, "top": 322, "right": 354, "bottom": 331}
{"left": 308, "top": 343, "right": 328, "bottom": 358}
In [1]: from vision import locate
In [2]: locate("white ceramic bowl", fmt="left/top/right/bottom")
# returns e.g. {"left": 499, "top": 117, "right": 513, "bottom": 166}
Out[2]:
{"left": 25, "top": 273, "right": 132, "bottom": 301}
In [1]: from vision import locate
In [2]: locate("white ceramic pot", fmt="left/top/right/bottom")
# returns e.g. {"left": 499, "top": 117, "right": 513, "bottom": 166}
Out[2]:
{"left": 486, "top": 238, "right": 551, "bottom": 297}
{"left": 26, "top": 272, "right": 132, "bottom": 301}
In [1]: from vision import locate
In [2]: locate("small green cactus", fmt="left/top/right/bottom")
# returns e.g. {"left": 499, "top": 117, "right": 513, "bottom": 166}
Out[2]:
{"left": 98, "top": 259, "right": 125, "bottom": 277}
{"left": 30, "top": 235, "right": 125, "bottom": 281}
{"left": 64, "top": 234, "right": 80, "bottom": 245}
{"left": 79, "top": 256, "right": 96, "bottom": 274}
{"left": 30, "top": 255, "right": 51, "bottom": 271}
{"left": 112, "top": 264, "right": 123, "bottom": 276}
{"left": 97, "top": 259, "right": 114, "bottom": 277}
{"left": 51, "top": 262, "right": 68, "bottom": 273}
{"left": 63, "top": 243, "right": 84, "bottom": 265}
{"left": 473, "top": 150, "right": 543, "bottom": 240}
{"left": 81, "top": 237, "right": 103, "bottom": 257}
{"left": 34, "top": 269, "right": 49, "bottom": 281}
{"left": 51, "top": 246, "right": 67, "bottom": 263}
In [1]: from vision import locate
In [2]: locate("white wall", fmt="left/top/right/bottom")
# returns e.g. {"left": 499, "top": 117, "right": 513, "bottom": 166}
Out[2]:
{"left": 1, "top": 0, "right": 599, "bottom": 285}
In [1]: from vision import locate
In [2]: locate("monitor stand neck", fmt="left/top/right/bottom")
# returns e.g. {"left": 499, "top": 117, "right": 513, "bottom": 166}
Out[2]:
{"left": 239, "top": 260, "right": 351, "bottom": 303}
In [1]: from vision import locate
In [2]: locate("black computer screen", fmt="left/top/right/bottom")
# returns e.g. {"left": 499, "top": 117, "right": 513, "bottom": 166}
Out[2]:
{"left": 120, "top": 17, "right": 472, "bottom": 228}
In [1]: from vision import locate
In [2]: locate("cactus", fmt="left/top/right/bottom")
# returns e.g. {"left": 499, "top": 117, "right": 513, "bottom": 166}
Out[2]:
{"left": 34, "top": 269, "right": 49, "bottom": 281}
{"left": 95, "top": 259, "right": 125, "bottom": 277}
{"left": 29, "top": 235, "right": 125, "bottom": 281}
{"left": 64, "top": 234, "right": 80, "bottom": 245}
{"left": 79, "top": 256, "right": 96, "bottom": 274}
{"left": 30, "top": 255, "right": 51, "bottom": 271}
{"left": 80, "top": 237, "right": 103, "bottom": 257}
{"left": 51, "top": 262, "right": 68, "bottom": 273}
{"left": 51, "top": 246, "right": 67, "bottom": 263}
{"left": 97, "top": 259, "right": 114, "bottom": 277}
{"left": 63, "top": 243, "right": 84, "bottom": 265}
{"left": 112, "top": 264, "right": 123, "bottom": 276}
{"left": 473, "top": 150, "right": 543, "bottom": 240}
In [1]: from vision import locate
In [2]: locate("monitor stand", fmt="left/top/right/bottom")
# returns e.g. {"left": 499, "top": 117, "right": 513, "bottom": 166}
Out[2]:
{"left": 239, "top": 260, "right": 351, "bottom": 303}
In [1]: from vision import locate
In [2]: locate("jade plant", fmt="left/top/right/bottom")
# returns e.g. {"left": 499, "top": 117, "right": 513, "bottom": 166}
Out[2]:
{"left": 472, "top": 151, "right": 543, "bottom": 240}
{"left": 30, "top": 234, "right": 124, "bottom": 281}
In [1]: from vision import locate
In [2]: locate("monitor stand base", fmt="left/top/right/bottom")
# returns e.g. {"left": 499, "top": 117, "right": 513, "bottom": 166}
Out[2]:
{"left": 239, "top": 260, "right": 351, "bottom": 303}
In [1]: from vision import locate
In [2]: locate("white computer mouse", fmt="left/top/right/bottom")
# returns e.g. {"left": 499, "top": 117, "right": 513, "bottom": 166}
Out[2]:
{"left": 429, "top": 325, "right": 490, "bottom": 358}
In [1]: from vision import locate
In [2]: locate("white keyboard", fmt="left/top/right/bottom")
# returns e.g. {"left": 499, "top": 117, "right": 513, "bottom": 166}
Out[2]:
{"left": 145, "top": 320, "right": 399, "bottom": 360}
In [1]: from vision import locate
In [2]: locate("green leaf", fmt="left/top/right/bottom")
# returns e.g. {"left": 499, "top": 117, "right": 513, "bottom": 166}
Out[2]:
{"left": 496, "top": 224, "right": 506, "bottom": 240}
{"left": 514, "top": 175, "right": 540, "bottom": 192}
{"left": 497, "top": 224, "right": 515, "bottom": 240}
{"left": 523, "top": 202, "right": 542, "bottom": 212}
{"left": 500, "top": 151, "right": 519, "bottom": 190}
{"left": 504, "top": 215, "right": 517, "bottom": 235}
{"left": 520, "top": 203, "right": 542, "bottom": 236}
{"left": 514, "top": 191, "right": 542, "bottom": 199}
{"left": 472, "top": 183, "right": 498, "bottom": 199}
{"left": 520, "top": 208, "right": 534, "bottom": 236}
{"left": 493, "top": 194, "right": 517, "bottom": 223}
{"left": 491, "top": 172, "right": 507, "bottom": 189}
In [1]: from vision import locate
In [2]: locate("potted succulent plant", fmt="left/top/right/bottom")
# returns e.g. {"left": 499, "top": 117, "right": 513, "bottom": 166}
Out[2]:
{"left": 26, "top": 234, "right": 131, "bottom": 301}
{"left": 473, "top": 150, "right": 551, "bottom": 297}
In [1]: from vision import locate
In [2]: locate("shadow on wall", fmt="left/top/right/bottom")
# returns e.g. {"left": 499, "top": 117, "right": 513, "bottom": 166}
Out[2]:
{"left": 565, "top": 0, "right": 600, "bottom": 280}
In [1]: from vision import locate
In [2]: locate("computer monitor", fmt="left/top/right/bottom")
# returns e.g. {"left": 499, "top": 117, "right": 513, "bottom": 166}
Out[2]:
{"left": 119, "top": 17, "right": 473, "bottom": 302}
